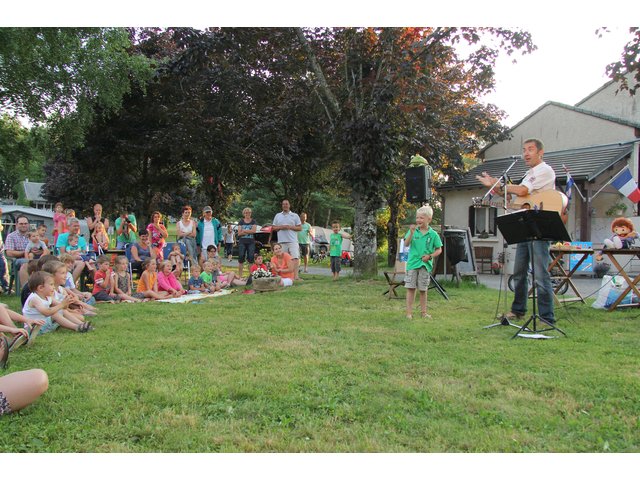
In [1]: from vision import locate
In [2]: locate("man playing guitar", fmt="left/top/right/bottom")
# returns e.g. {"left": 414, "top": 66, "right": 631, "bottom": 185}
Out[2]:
{"left": 476, "top": 138, "right": 558, "bottom": 326}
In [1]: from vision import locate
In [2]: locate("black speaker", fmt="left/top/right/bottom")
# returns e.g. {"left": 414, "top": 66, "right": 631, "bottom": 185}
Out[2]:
{"left": 405, "top": 166, "right": 431, "bottom": 203}
{"left": 443, "top": 230, "right": 468, "bottom": 266}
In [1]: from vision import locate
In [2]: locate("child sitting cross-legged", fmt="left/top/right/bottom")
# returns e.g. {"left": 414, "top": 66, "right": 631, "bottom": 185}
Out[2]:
{"left": 92, "top": 255, "right": 121, "bottom": 303}
{"left": 59, "top": 254, "right": 98, "bottom": 314}
{"left": 22, "top": 271, "right": 92, "bottom": 334}
{"left": 136, "top": 259, "right": 169, "bottom": 300}
{"left": 112, "top": 255, "right": 144, "bottom": 303}
{"left": 42, "top": 260, "right": 92, "bottom": 327}
{"left": 200, "top": 261, "right": 223, "bottom": 291}
{"left": 157, "top": 260, "right": 186, "bottom": 297}
{"left": 187, "top": 264, "right": 209, "bottom": 294}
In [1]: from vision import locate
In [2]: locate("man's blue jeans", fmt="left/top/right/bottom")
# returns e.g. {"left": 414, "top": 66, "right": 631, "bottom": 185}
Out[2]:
{"left": 511, "top": 240, "right": 555, "bottom": 322}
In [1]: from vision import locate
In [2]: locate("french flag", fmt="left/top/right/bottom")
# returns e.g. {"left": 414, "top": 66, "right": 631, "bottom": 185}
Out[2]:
{"left": 611, "top": 167, "right": 640, "bottom": 203}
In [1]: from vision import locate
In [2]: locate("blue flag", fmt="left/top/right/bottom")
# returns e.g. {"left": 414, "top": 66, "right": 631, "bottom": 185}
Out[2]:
{"left": 565, "top": 171, "right": 575, "bottom": 203}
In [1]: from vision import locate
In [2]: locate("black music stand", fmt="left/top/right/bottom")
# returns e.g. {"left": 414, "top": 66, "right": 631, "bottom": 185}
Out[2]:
{"left": 496, "top": 209, "right": 570, "bottom": 339}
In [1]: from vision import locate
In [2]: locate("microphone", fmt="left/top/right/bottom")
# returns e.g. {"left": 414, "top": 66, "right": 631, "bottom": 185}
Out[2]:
{"left": 509, "top": 155, "right": 522, "bottom": 160}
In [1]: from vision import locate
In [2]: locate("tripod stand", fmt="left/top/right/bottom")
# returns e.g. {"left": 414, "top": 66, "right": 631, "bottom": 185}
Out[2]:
{"left": 483, "top": 243, "right": 522, "bottom": 329}
{"left": 495, "top": 209, "right": 570, "bottom": 339}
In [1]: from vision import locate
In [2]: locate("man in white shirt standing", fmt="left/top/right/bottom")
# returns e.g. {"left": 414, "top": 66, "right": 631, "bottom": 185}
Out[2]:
{"left": 272, "top": 200, "right": 302, "bottom": 280}
{"left": 196, "top": 206, "right": 222, "bottom": 261}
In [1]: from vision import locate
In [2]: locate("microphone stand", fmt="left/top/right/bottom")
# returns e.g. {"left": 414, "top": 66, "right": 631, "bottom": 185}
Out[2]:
{"left": 483, "top": 157, "right": 523, "bottom": 330}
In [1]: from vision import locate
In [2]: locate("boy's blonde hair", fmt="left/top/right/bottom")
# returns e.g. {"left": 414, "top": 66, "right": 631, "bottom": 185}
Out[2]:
{"left": 416, "top": 205, "right": 433, "bottom": 219}
{"left": 202, "top": 261, "right": 213, "bottom": 269}
{"left": 59, "top": 253, "right": 74, "bottom": 264}
{"left": 42, "top": 260, "right": 66, "bottom": 275}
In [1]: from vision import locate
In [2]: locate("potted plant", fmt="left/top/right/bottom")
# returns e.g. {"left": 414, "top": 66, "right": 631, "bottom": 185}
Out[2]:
{"left": 605, "top": 198, "right": 628, "bottom": 217}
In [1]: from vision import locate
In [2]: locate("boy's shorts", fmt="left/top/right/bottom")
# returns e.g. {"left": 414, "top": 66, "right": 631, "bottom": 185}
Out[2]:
{"left": 405, "top": 267, "right": 431, "bottom": 291}
{"left": 93, "top": 291, "right": 120, "bottom": 302}
{"left": 33, "top": 317, "right": 58, "bottom": 335}
{"left": 330, "top": 256, "right": 341, "bottom": 273}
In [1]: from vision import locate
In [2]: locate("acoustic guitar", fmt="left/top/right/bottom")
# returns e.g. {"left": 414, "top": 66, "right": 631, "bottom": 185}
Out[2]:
{"left": 473, "top": 190, "right": 569, "bottom": 223}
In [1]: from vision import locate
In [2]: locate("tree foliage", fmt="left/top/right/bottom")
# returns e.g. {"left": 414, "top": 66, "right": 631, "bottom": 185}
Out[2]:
{"left": 0, "top": 114, "right": 48, "bottom": 200}
{"left": 0, "top": 27, "right": 153, "bottom": 150}
{"left": 604, "top": 27, "right": 640, "bottom": 95}
{"left": 295, "top": 27, "right": 534, "bottom": 276}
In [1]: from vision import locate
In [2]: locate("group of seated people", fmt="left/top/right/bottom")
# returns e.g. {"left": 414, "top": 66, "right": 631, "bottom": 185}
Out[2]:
{"left": 0, "top": 201, "right": 306, "bottom": 417}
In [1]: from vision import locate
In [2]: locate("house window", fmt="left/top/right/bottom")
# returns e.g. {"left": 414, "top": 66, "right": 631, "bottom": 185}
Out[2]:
{"left": 469, "top": 206, "right": 497, "bottom": 237}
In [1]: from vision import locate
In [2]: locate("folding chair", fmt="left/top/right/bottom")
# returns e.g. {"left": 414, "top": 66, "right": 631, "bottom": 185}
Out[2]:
{"left": 383, "top": 260, "right": 406, "bottom": 300}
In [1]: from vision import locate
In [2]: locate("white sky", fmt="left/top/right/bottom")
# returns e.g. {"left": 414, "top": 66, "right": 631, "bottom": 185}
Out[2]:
{"left": 3, "top": 2, "right": 637, "bottom": 131}
{"left": 482, "top": 26, "right": 633, "bottom": 127}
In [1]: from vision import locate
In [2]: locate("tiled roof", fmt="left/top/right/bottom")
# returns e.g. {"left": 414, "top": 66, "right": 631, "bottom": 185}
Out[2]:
{"left": 438, "top": 141, "right": 636, "bottom": 191}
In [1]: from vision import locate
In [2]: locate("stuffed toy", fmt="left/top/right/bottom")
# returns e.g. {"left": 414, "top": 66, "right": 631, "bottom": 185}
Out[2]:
{"left": 596, "top": 217, "right": 638, "bottom": 261}
{"left": 604, "top": 217, "right": 638, "bottom": 249}
{"left": 408, "top": 154, "right": 428, "bottom": 167}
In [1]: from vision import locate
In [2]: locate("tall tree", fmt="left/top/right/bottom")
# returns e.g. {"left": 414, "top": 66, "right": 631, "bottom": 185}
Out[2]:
{"left": 295, "top": 27, "right": 534, "bottom": 277}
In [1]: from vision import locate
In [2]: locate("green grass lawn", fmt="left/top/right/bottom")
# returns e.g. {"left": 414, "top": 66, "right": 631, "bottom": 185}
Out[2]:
{"left": 0, "top": 276, "right": 638, "bottom": 452}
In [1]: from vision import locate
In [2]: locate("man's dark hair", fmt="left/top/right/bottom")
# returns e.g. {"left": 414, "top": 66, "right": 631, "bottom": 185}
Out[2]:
{"left": 524, "top": 138, "right": 544, "bottom": 151}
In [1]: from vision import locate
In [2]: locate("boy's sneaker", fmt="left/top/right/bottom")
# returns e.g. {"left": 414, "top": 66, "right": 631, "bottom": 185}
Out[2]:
{"left": 26, "top": 324, "right": 42, "bottom": 346}
{"left": 9, "top": 333, "right": 27, "bottom": 351}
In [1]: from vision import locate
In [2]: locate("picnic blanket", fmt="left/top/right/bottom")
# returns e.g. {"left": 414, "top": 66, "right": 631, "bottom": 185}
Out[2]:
{"left": 157, "top": 289, "right": 234, "bottom": 303}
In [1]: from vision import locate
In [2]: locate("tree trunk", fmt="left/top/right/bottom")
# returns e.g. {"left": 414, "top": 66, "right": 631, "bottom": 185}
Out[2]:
{"left": 386, "top": 180, "right": 404, "bottom": 267}
{"left": 352, "top": 192, "right": 378, "bottom": 278}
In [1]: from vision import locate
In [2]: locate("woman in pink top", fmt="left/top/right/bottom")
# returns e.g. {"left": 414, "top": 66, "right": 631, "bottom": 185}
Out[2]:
{"left": 157, "top": 261, "right": 185, "bottom": 297}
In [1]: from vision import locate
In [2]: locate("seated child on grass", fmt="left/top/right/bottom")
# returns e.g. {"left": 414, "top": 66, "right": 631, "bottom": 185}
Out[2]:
{"left": 250, "top": 254, "right": 269, "bottom": 275}
{"left": 187, "top": 264, "right": 209, "bottom": 294}
{"left": 92, "top": 255, "right": 121, "bottom": 303}
{"left": 59, "top": 254, "right": 97, "bottom": 311}
{"left": 212, "top": 258, "right": 246, "bottom": 286}
{"left": 136, "top": 259, "right": 169, "bottom": 300}
{"left": 22, "top": 271, "right": 92, "bottom": 334}
{"left": 112, "top": 255, "right": 144, "bottom": 303}
{"left": 200, "top": 261, "right": 223, "bottom": 291}
{"left": 157, "top": 260, "right": 185, "bottom": 297}
{"left": 42, "top": 260, "right": 90, "bottom": 326}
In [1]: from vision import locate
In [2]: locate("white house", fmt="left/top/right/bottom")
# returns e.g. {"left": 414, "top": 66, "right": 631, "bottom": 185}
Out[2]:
{"left": 437, "top": 75, "right": 640, "bottom": 274}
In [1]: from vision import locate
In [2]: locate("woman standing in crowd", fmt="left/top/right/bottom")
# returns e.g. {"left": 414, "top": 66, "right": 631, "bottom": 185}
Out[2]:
{"left": 176, "top": 205, "right": 198, "bottom": 263}
{"left": 147, "top": 211, "right": 168, "bottom": 260}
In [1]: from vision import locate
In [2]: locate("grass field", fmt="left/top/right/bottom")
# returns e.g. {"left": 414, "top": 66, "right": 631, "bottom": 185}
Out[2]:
{"left": 0, "top": 275, "right": 638, "bottom": 453}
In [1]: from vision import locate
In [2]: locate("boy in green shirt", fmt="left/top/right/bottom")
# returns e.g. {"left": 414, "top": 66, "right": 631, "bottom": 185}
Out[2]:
{"left": 403, "top": 205, "right": 442, "bottom": 319}
{"left": 329, "top": 220, "right": 352, "bottom": 281}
